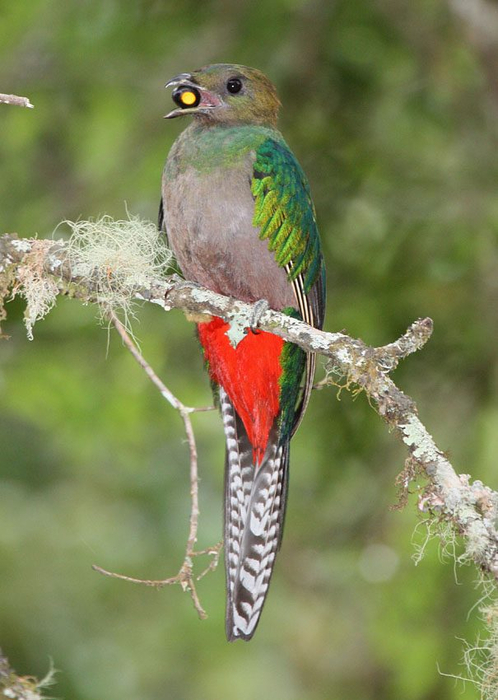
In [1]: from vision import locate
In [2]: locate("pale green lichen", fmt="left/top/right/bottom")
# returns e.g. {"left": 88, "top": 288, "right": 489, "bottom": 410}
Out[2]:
{"left": 335, "top": 346, "right": 353, "bottom": 365}
{"left": 411, "top": 517, "right": 461, "bottom": 567}
{"left": 226, "top": 304, "right": 253, "bottom": 348}
{"left": 411, "top": 503, "right": 498, "bottom": 698}
{"left": 14, "top": 239, "right": 59, "bottom": 340}
{"left": 0, "top": 651, "right": 57, "bottom": 700}
{"left": 11, "top": 215, "right": 172, "bottom": 339}
{"left": 65, "top": 214, "right": 172, "bottom": 323}
{"left": 439, "top": 600, "right": 498, "bottom": 700}
{"left": 400, "top": 414, "right": 440, "bottom": 463}
{"left": 7, "top": 216, "right": 174, "bottom": 339}
{"left": 10, "top": 239, "right": 32, "bottom": 253}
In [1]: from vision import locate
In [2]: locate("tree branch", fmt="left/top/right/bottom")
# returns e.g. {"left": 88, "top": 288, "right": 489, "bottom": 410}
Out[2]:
{"left": 0, "top": 93, "right": 34, "bottom": 109}
{"left": 91, "top": 310, "right": 220, "bottom": 619}
{"left": 0, "top": 647, "right": 55, "bottom": 699}
{"left": 1, "top": 231, "right": 498, "bottom": 586}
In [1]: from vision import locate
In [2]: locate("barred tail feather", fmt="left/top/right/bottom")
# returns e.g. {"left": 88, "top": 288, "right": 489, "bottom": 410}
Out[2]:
{"left": 220, "top": 387, "right": 289, "bottom": 641}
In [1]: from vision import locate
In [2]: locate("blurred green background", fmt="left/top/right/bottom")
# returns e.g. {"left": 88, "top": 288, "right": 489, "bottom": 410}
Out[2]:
{"left": 1, "top": 0, "right": 498, "bottom": 698}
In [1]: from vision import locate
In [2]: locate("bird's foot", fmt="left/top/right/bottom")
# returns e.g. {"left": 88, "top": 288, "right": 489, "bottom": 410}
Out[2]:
{"left": 165, "top": 272, "right": 185, "bottom": 285}
{"left": 166, "top": 273, "right": 204, "bottom": 291}
{"left": 165, "top": 275, "right": 204, "bottom": 300}
{"left": 249, "top": 299, "right": 269, "bottom": 334}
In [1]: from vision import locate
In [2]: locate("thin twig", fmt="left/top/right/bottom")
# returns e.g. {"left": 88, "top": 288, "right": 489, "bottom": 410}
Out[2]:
{"left": 194, "top": 542, "right": 223, "bottom": 581}
{"left": 189, "top": 404, "right": 216, "bottom": 413}
{"left": 0, "top": 93, "right": 34, "bottom": 108}
{"left": 92, "top": 309, "right": 221, "bottom": 619}
{"left": 92, "top": 564, "right": 181, "bottom": 587}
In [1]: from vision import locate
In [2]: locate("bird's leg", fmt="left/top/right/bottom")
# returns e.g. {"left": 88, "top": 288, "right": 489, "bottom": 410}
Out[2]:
{"left": 249, "top": 299, "right": 269, "bottom": 334}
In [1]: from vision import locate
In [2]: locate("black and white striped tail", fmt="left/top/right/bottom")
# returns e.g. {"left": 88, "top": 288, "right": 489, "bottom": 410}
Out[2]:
{"left": 220, "top": 387, "right": 289, "bottom": 641}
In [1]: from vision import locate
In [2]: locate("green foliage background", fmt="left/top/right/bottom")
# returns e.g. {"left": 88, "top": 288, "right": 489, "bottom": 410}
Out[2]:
{"left": 1, "top": 1, "right": 498, "bottom": 698}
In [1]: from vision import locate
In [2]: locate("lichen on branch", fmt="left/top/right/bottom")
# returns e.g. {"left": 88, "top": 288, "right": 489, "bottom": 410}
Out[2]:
{"left": 65, "top": 215, "right": 172, "bottom": 317}
{"left": 0, "top": 648, "right": 56, "bottom": 700}
{"left": 0, "top": 215, "right": 172, "bottom": 337}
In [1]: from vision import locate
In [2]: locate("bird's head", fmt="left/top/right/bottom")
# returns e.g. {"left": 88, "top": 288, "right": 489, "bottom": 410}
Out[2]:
{"left": 164, "top": 64, "right": 281, "bottom": 127}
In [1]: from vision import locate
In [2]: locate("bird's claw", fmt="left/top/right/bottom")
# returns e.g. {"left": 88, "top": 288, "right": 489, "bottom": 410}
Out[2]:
{"left": 167, "top": 274, "right": 203, "bottom": 291}
{"left": 166, "top": 272, "right": 185, "bottom": 285}
{"left": 249, "top": 299, "right": 269, "bottom": 334}
{"left": 165, "top": 275, "right": 202, "bottom": 297}
{"left": 178, "top": 279, "right": 202, "bottom": 291}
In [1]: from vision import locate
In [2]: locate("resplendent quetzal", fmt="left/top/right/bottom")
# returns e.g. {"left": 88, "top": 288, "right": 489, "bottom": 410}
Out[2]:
{"left": 160, "top": 64, "right": 326, "bottom": 641}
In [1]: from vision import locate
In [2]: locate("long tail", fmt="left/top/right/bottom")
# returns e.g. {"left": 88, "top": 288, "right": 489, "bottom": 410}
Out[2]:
{"left": 220, "top": 386, "right": 289, "bottom": 641}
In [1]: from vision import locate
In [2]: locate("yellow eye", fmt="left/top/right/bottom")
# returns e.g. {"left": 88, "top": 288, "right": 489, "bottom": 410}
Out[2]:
{"left": 180, "top": 90, "right": 197, "bottom": 106}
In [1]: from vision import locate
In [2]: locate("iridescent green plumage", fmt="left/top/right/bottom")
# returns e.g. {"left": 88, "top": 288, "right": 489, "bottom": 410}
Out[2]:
{"left": 277, "top": 307, "right": 307, "bottom": 440}
{"left": 252, "top": 138, "right": 323, "bottom": 293}
{"left": 250, "top": 136, "right": 325, "bottom": 442}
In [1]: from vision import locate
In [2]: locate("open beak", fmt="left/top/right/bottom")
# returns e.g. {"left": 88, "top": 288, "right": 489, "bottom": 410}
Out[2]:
{"left": 165, "top": 73, "right": 193, "bottom": 89}
{"left": 164, "top": 73, "right": 223, "bottom": 119}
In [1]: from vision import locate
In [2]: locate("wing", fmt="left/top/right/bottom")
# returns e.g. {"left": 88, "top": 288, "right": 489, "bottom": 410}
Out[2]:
{"left": 251, "top": 138, "right": 326, "bottom": 434}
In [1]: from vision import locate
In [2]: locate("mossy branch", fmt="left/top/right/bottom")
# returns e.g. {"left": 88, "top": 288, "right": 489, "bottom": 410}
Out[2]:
{"left": 1, "top": 227, "right": 498, "bottom": 587}
{"left": 0, "top": 93, "right": 34, "bottom": 108}
{"left": 0, "top": 648, "right": 56, "bottom": 700}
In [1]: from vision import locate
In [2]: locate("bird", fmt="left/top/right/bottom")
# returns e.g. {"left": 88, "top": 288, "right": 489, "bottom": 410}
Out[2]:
{"left": 159, "top": 64, "right": 326, "bottom": 641}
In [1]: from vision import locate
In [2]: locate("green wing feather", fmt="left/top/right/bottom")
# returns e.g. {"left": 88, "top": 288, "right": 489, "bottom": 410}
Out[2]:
{"left": 251, "top": 138, "right": 326, "bottom": 439}
{"left": 251, "top": 138, "right": 323, "bottom": 296}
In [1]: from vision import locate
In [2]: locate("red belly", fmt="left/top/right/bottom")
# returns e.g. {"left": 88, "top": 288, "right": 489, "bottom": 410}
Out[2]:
{"left": 198, "top": 317, "right": 284, "bottom": 464}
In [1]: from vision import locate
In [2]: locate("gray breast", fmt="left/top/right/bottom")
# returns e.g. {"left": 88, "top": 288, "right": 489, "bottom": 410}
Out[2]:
{"left": 162, "top": 159, "right": 295, "bottom": 311}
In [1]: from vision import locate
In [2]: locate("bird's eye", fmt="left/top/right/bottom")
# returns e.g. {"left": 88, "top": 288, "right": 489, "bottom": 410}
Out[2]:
{"left": 172, "top": 86, "right": 201, "bottom": 109}
{"left": 226, "top": 78, "right": 243, "bottom": 94}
